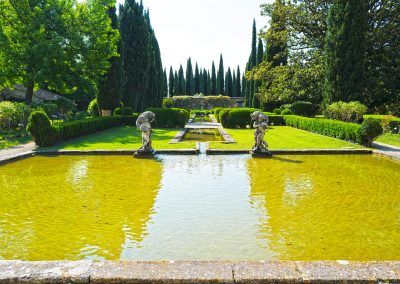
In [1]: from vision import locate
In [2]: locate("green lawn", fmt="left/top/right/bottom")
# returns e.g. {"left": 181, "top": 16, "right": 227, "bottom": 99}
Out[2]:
{"left": 46, "top": 127, "right": 196, "bottom": 150}
{"left": 209, "top": 126, "right": 364, "bottom": 150}
{"left": 376, "top": 133, "right": 400, "bottom": 147}
{"left": 0, "top": 131, "right": 32, "bottom": 150}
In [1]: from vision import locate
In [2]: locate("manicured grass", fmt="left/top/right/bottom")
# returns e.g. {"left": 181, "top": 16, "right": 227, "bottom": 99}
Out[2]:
{"left": 46, "top": 126, "right": 196, "bottom": 150}
{"left": 0, "top": 131, "right": 31, "bottom": 150}
{"left": 209, "top": 126, "right": 364, "bottom": 150}
{"left": 376, "top": 133, "right": 400, "bottom": 147}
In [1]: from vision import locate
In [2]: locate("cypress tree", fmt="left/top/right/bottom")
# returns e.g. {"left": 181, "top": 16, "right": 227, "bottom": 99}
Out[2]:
{"left": 236, "top": 66, "right": 242, "bottom": 97}
{"left": 194, "top": 63, "right": 200, "bottom": 94}
{"left": 225, "top": 67, "right": 233, "bottom": 97}
{"left": 203, "top": 68, "right": 209, "bottom": 95}
{"left": 324, "top": 0, "right": 367, "bottom": 104}
{"left": 162, "top": 68, "right": 168, "bottom": 98}
{"left": 217, "top": 54, "right": 225, "bottom": 95}
{"left": 211, "top": 62, "right": 217, "bottom": 95}
{"left": 97, "top": 4, "right": 122, "bottom": 112}
{"left": 244, "top": 61, "right": 251, "bottom": 106}
{"left": 120, "top": 0, "right": 150, "bottom": 111}
{"left": 207, "top": 71, "right": 212, "bottom": 96}
{"left": 174, "top": 70, "right": 179, "bottom": 96}
{"left": 185, "top": 58, "right": 193, "bottom": 95}
{"left": 169, "top": 67, "right": 174, "bottom": 97}
{"left": 178, "top": 65, "right": 185, "bottom": 95}
{"left": 232, "top": 70, "right": 237, "bottom": 98}
{"left": 252, "top": 38, "right": 264, "bottom": 108}
{"left": 242, "top": 75, "right": 246, "bottom": 100}
{"left": 199, "top": 68, "right": 204, "bottom": 94}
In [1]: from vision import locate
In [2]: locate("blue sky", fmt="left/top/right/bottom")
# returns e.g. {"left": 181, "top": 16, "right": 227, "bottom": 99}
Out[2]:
{"left": 116, "top": 0, "right": 270, "bottom": 72}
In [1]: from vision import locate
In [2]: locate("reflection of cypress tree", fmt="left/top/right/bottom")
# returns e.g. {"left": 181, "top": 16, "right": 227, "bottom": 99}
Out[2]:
{"left": 252, "top": 38, "right": 264, "bottom": 108}
{"left": 211, "top": 62, "right": 217, "bottom": 95}
{"left": 97, "top": 5, "right": 122, "bottom": 112}
{"left": 120, "top": 1, "right": 150, "bottom": 111}
{"left": 225, "top": 68, "right": 233, "bottom": 97}
{"left": 194, "top": 63, "right": 200, "bottom": 94}
{"left": 217, "top": 54, "right": 225, "bottom": 95}
{"left": 178, "top": 65, "right": 185, "bottom": 95}
{"left": 168, "top": 67, "right": 174, "bottom": 97}
{"left": 185, "top": 58, "right": 193, "bottom": 96}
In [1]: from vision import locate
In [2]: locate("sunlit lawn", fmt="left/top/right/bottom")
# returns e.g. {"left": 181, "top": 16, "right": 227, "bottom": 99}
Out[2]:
{"left": 376, "top": 133, "right": 400, "bottom": 147}
{"left": 209, "top": 126, "right": 365, "bottom": 150}
{"left": 46, "top": 126, "right": 196, "bottom": 150}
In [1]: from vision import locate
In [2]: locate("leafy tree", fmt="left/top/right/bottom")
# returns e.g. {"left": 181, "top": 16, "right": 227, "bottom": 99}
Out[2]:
{"left": 169, "top": 67, "right": 175, "bottom": 97}
{"left": 211, "top": 62, "right": 217, "bottom": 95}
{"left": 0, "top": 0, "right": 118, "bottom": 105}
{"left": 217, "top": 54, "right": 225, "bottom": 95}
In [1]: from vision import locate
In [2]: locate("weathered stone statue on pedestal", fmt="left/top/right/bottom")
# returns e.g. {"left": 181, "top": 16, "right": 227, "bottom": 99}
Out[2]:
{"left": 250, "top": 111, "right": 272, "bottom": 157}
{"left": 135, "top": 111, "right": 156, "bottom": 156}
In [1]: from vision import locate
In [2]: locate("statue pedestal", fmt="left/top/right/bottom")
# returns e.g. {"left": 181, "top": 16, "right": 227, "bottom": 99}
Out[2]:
{"left": 250, "top": 150, "right": 272, "bottom": 158}
{"left": 134, "top": 149, "right": 156, "bottom": 158}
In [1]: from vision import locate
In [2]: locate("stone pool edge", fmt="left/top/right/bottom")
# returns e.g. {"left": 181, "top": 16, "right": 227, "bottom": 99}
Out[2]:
{"left": 1, "top": 260, "right": 400, "bottom": 283}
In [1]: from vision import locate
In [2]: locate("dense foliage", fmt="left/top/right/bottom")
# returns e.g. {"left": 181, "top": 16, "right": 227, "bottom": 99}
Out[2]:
{"left": 0, "top": 0, "right": 118, "bottom": 104}
{"left": 162, "top": 95, "right": 235, "bottom": 110}
{"left": 324, "top": 101, "right": 368, "bottom": 123}
{"left": 27, "top": 111, "right": 58, "bottom": 146}
{"left": 249, "top": 0, "right": 400, "bottom": 114}
{"left": 87, "top": 99, "right": 100, "bottom": 117}
{"left": 289, "top": 101, "right": 316, "bottom": 117}
{"left": 359, "top": 118, "right": 383, "bottom": 146}
{"left": 146, "top": 108, "right": 190, "bottom": 128}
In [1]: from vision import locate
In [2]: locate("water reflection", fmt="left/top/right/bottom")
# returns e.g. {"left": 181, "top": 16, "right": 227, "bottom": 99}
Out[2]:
{"left": 0, "top": 156, "right": 162, "bottom": 260}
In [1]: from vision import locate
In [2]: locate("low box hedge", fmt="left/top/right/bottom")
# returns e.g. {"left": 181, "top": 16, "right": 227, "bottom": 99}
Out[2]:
{"left": 284, "top": 115, "right": 382, "bottom": 146}
{"left": 146, "top": 108, "right": 190, "bottom": 128}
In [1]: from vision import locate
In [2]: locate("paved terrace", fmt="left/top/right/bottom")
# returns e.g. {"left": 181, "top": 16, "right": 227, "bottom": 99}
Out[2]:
{"left": 1, "top": 260, "right": 400, "bottom": 283}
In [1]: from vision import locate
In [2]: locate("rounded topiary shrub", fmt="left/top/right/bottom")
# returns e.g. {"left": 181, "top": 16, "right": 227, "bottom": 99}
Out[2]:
{"left": 281, "top": 108, "right": 293, "bottom": 115}
{"left": 88, "top": 99, "right": 100, "bottom": 117}
{"left": 27, "top": 110, "right": 58, "bottom": 147}
{"left": 359, "top": 118, "right": 383, "bottom": 147}
{"left": 324, "top": 101, "right": 367, "bottom": 123}
{"left": 290, "top": 101, "right": 316, "bottom": 117}
{"left": 273, "top": 108, "right": 281, "bottom": 115}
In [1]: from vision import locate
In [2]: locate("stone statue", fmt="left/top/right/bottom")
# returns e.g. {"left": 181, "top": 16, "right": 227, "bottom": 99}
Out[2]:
{"left": 136, "top": 111, "right": 156, "bottom": 154}
{"left": 250, "top": 111, "right": 271, "bottom": 155}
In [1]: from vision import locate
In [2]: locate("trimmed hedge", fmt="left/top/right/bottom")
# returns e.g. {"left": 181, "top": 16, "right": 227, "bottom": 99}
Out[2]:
{"left": 290, "top": 101, "right": 316, "bottom": 117}
{"left": 27, "top": 113, "right": 140, "bottom": 147}
{"left": 27, "top": 111, "right": 58, "bottom": 147}
{"left": 265, "top": 114, "right": 286, "bottom": 126}
{"left": 284, "top": 115, "right": 382, "bottom": 145}
{"left": 163, "top": 95, "right": 235, "bottom": 109}
{"left": 285, "top": 115, "right": 362, "bottom": 144}
{"left": 57, "top": 116, "right": 123, "bottom": 141}
{"left": 146, "top": 108, "right": 190, "bottom": 128}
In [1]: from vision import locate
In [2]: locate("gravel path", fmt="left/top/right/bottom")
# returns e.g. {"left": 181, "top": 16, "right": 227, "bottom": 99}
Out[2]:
{"left": 0, "top": 141, "right": 37, "bottom": 161}
{"left": 371, "top": 141, "right": 400, "bottom": 161}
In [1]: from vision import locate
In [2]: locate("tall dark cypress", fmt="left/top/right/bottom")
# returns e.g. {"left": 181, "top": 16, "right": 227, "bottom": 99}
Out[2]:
{"left": 174, "top": 70, "right": 179, "bottom": 96}
{"left": 232, "top": 70, "right": 237, "bottom": 98}
{"left": 97, "top": 4, "right": 122, "bottom": 112}
{"left": 162, "top": 69, "right": 168, "bottom": 98}
{"left": 185, "top": 58, "right": 193, "bottom": 95}
{"left": 244, "top": 61, "right": 251, "bottom": 106}
{"left": 236, "top": 66, "right": 242, "bottom": 97}
{"left": 217, "top": 54, "right": 225, "bottom": 95}
{"left": 203, "top": 68, "right": 209, "bottom": 95}
{"left": 169, "top": 67, "right": 174, "bottom": 97}
{"left": 225, "top": 67, "right": 233, "bottom": 97}
{"left": 194, "top": 63, "right": 200, "bottom": 94}
{"left": 249, "top": 20, "right": 258, "bottom": 106}
{"left": 211, "top": 62, "right": 217, "bottom": 95}
{"left": 252, "top": 38, "right": 264, "bottom": 108}
{"left": 178, "top": 65, "right": 185, "bottom": 95}
{"left": 324, "top": 0, "right": 367, "bottom": 104}
{"left": 120, "top": 0, "right": 150, "bottom": 111}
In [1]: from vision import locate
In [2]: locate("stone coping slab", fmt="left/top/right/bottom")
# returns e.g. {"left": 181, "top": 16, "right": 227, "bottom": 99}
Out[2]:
{"left": 0, "top": 261, "right": 400, "bottom": 283}
{"left": 207, "top": 149, "right": 373, "bottom": 155}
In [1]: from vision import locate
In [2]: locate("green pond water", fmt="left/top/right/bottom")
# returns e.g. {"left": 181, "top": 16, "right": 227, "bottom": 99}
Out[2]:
{"left": 0, "top": 154, "right": 399, "bottom": 261}
{"left": 183, "top": 129, "right": 223, "bottom": 142}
